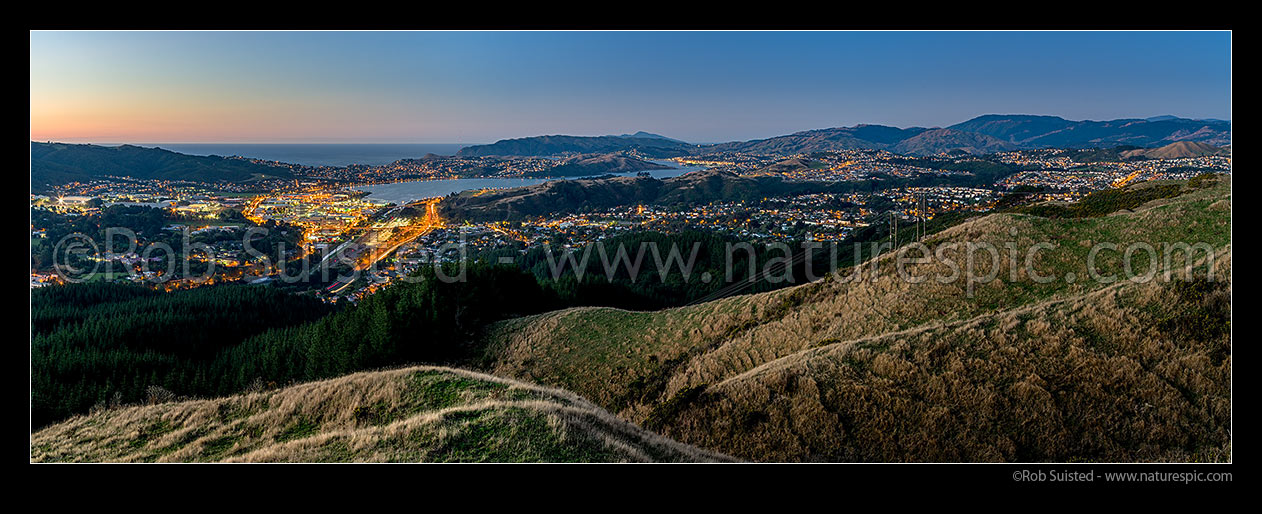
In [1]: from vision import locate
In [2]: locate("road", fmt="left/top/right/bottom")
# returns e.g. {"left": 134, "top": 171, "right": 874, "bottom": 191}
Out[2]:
{"left": 323, "top": 198, "right": 444, "bottom": 294}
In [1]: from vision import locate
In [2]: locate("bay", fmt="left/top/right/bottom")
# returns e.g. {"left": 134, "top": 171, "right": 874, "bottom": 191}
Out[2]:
{"left": 352, "top": 161, "right": 706, "bottom": 204}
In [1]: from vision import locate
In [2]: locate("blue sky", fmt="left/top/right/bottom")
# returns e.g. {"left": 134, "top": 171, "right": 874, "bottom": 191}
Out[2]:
{"left": 30, "top": 31, "right": 1232, "bottom": 144}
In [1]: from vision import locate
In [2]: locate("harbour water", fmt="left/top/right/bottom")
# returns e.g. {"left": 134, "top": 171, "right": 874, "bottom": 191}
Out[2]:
{"left": 351, "top": 161, "right": 705, "bottom": 204}
{"left": 109, "top": 143, "right": 706, "bottom": 204}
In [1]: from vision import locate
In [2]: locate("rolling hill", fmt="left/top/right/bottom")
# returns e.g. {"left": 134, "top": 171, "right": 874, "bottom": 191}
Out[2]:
{"left": 1121, "top": 141, "right": 1231, "bottom": 160}
{"left": 889, "top": 128, "right": 1015, "bottom": 155}
{"left": 754, "top": 157, "right": 825, "bottom": 175}
{"left": 699, "top": 125, "right": 929, "bottom": 155}
{"left": 477, "top": 177, "right": 1232, "bottom": 462}
{"left": 538, "top": 153, "right": 674, "bottom": 178}
{"left": 31, "top": 142, "right": 293, "bottom": 188}
{"left": 456, "top": 134, "right": 696, "bottom": 158}
{"left": 616, "top": 131, "right": 688, "bottom": 144}
{"left": 31, "top": 366, "right": 732, "bottom": 463}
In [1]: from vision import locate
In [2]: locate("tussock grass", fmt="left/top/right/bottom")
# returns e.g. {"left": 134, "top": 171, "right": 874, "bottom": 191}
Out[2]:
{"left": 668, "top": 248, "right": 1231, "bottom": 461}
{"left": 31, "top": 366, "right": 732, "bottom": 463}
{"left": 480, "top": 178, "right": 1232, "bottom": 462}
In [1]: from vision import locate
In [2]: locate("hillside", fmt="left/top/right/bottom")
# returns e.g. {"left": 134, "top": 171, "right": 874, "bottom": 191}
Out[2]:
{"left": 538, "top": 153, "right": 674, "bottom": 178}
{"left": 31, "top": 366, "right": 732, "bottom": 463}
{"left": 948, "top": 115, "right": 1231, "bottom": 148}
{"left": 478, "top": 177, "right": 1232, "bottom": 462}
{"left": 31, "top": 142, "right": 292, "bottom": 188}
{"left": 456, "top": 134, "right": 695, "bottom": 158}
{"left": 700, "top": 125, "right": 929, "bottom": 155}
{"left": 945, "top": 114, "right": 1077, "bottom": 144}
{"left": 755, "top": 157, "right": 824, "bottom": 175}
{"left": 1121, "top": 141, "right": 1230, "bottom": 160}
{"left": 889, "top": 128, "right": 1016, "bottom": 155}
{"left": 616, "top": 131, "right": 688, "bottom": 144}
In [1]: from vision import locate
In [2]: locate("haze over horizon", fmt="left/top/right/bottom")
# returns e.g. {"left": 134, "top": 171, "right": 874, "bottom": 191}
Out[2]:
{"left": 31, "top": 31, "right": 1231, "bottom": 144}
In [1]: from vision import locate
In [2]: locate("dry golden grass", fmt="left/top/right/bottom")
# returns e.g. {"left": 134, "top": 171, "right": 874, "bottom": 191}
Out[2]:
{"left": 31, "top": 366, "right": 733, "bottom": 463}
{"left": 663, "top": 247, "right": 1231, "bottom": 461}
{"left": 480, "top": 178, "right": 1232, "bottom": 462}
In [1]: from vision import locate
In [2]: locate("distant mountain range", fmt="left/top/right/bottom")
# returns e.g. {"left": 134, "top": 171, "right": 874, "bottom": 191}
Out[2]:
{"left": 30, "top": 114, "right": 1231, "bottom": 188}
{"left": 458, "top": 114, "right": 1230, "bottom": 157}
{"left": 31, "top": 142, "right": 291, "bottom": 188}
{"left": 947, "top": 114, "right": 1230, "bottom": 149}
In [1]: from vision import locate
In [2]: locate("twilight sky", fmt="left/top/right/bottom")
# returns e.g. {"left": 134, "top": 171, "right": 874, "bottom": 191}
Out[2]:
{"left": 30, "top": 31, "right": 1232, "bottom": 144}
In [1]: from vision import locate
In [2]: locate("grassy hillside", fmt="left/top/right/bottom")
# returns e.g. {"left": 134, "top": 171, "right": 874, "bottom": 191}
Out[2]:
{"left": 479, "top": 177, "right": 1231, "bottom": 462}
{"left": 1121, "top": 141, "right": 1229, "bottom": 160}
{"left": 31, "top": 366, "right": 732, "bottom": 463}
{"left": 31, "top": 142, "right": 291, "bottom": 188}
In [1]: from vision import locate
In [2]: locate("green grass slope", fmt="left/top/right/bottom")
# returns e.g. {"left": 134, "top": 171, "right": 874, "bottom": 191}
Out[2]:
{"left": 31, "top": 366, "right": 732, "bottom": 463}
{"left": 479, "top": 177, "right": 1231, "bottom": 462}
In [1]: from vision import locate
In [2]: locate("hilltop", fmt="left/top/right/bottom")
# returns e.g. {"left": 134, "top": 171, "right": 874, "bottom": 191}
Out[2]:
{"left": 1121, "top": 141, "right": 1231, "bottom": 160}
{"left": 536, "top": 153, "right": 673, "bottom": 178}
{"left": 616, "top": 131, "right": 688, "bottom": 144}
{"left": 31, "top": 366, "right": 731, "bottom": 463}
{"left": 477, "top": 176, "right": 1232, "bottom": 462}
{"left": 456, "top": 134, "right": 695, "bottom": 158}
{"left": 889, "top": 128, "right": 1015, "bottom": 155}
{"left": 31, "top": 142, "right": 292, "bottom": 188}
{"left": 754, "top": 157, "right": 825, "bottom": 175}
{"left": 699, "top": 124, "right": 929, "bottom": 155}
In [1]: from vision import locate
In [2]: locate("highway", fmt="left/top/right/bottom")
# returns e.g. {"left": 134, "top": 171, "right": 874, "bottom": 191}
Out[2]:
{"left": 323, "top": 198, "right": 444, "bottom": 295}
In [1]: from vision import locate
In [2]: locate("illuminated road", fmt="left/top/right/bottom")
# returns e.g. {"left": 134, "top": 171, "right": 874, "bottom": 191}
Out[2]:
{"left": 354, "top": 199, "right": 443, "bottom": 270}
{"left": 247, "top": 193, "right": 444, "bottom": 296}
{"left": 323, "top": 198, "right": 444, "bottom": 294}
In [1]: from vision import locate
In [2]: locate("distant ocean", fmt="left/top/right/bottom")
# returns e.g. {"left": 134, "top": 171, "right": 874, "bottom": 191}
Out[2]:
{"left": 123, "top": 143, "right": 471, "bottom": 167}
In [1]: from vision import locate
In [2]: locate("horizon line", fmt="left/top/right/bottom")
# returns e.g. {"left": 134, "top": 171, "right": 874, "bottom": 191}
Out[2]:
{"left": 29, "top": 112, "right": 1232, "bottom": 148}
